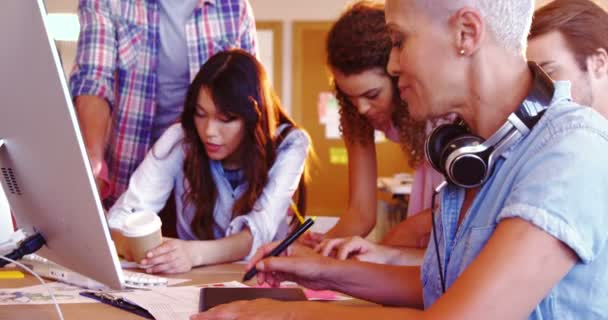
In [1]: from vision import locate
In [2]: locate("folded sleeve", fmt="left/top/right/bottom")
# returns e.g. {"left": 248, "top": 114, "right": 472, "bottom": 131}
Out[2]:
{"left": 497, "top": 127, "right": 608, "bottom": 263}
{"left": 106, "top": 124, "right": 185, "bottom": 229}
{"left": 69, "top": 0, "right": 117, "bottom": 110}
{"left": 226, "top": 129, "right": 310, "bottom": 259}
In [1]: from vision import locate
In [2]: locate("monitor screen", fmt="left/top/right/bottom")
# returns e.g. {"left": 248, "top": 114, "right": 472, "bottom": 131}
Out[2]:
{"left": 0, "top": 0, "right": 123, "bottom": 288}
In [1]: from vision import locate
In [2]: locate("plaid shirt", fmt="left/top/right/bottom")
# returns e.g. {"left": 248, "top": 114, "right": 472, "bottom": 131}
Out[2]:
{"left": 69, "top": 0, "right": 257, "bottom": 207}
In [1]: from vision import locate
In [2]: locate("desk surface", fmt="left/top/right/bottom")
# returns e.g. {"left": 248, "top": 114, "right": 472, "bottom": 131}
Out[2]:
{"left": 0, "top": 263, "right": 371, "bottom": 319}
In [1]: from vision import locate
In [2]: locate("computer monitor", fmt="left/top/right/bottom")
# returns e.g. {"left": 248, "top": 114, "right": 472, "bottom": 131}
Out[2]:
{"left": 0, "top": 0, "right": 124, "bottom": 288}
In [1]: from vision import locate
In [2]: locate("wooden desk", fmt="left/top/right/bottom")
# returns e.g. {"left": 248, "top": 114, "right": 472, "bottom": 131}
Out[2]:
{"left": 0, "top": 263, "right": 371, "bottom": 319}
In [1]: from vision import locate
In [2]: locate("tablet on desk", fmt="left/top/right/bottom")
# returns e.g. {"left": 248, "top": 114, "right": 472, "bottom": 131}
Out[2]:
{"left": 199, "top": 287, "right": 307, "bottom": 311}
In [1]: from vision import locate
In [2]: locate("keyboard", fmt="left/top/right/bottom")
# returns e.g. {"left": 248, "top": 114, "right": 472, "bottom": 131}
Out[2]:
{"left": 122, "top": 269, "right": 168, "bottom": 289}
{"left": 21, "top": 254, "right": 168, "bottom": 290}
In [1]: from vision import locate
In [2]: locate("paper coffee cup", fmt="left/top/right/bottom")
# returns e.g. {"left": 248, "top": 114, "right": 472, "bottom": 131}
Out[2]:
{"left": 120, "top": 211, "right": 162, "bottom": 262}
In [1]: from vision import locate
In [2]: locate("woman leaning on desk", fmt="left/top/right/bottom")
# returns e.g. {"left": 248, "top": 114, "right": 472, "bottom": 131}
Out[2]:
{"left": 300, "top": 1, "right": 444, "bottom": 249}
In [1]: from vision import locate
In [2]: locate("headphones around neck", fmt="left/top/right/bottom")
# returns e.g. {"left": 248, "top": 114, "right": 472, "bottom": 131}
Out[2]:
{"left": 424, "top": 62, "right": 555, "bottom": 188}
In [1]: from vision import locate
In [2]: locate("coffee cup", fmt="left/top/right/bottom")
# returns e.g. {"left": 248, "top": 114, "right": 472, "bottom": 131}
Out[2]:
{"left": 119, "top": 211, "right": 162, "bottom": 262}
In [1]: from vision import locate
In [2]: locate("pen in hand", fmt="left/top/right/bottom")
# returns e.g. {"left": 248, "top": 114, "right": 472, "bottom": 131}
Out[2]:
{"left": 243, "top": 217, "right": 315, "bottom": 282}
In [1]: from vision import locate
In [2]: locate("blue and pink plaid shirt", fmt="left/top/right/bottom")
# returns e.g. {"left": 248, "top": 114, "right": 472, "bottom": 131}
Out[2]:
{"left": 69, "top": 0, "right": 257, "bottom": 206}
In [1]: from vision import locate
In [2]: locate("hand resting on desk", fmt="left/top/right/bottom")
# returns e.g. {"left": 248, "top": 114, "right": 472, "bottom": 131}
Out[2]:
{"left": 316, "top": 236, "right": 424, "bottom": 266}
{"left": 316, "top": 236, "right": 395, "bottom": 263}
{"left": 140, "top": 237, "right": 197, "bottom": 274}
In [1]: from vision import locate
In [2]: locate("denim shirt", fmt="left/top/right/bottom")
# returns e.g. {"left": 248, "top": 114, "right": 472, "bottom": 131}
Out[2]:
{"left": 108, "top": 123, "right": 310, "bottom": 259}
{"left": 422, "top": 81, "right": 608, "bottom": 319}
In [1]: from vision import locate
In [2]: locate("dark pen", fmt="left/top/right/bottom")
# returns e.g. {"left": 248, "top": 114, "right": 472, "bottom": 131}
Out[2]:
{"left": 80, "top": 291, "right": 155, "bottom": 319}
{"left": 243, "top": 217, "right": 315, "bottom": 282}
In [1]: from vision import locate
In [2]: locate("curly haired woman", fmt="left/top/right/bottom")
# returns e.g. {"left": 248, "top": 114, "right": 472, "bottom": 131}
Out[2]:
{"left": 303, "top": 1, "right": 444, "bottom": 254}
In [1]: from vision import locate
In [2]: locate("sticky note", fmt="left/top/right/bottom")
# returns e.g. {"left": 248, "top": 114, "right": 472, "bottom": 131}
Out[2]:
{"left": 0, "top": 270, "right": 25, "bottom": 279}
{"left": 329, "top": 147, "right": 348, "bottom": 165}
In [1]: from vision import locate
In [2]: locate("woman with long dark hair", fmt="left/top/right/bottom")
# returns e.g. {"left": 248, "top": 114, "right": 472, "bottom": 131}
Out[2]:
{"left": 107, "top": 49, "right": 310, "bottom": 274}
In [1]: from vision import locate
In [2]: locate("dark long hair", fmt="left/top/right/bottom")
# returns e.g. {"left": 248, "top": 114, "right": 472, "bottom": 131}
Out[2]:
{"left": 326, "top": 1, "right": 426, "bottom": 168}
{"left": 180, "top": 49, "right": 306, "bottom": 240}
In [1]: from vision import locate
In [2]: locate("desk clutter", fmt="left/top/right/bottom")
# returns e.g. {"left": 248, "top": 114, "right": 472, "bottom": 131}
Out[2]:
{"left": 371, "top": 173, "right": 414, "bottom": 241}
{"left": 377, "top": 172, "right": 414, "bottom": 196}
{"left": 0, "top": 274, "right": 351, "bottom": 320}
{"left": 199, "top": 287, "right": 307, "bottom": 312}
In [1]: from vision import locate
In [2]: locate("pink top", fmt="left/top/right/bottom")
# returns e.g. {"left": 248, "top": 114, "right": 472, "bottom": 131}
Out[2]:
{"left": 383, "top": 123, "right": 401, "bottom": 142}
{"left": 382, "top": 122, "right": 445, "bottom": 217}
{"left": 407, "top": 161, "right": 444, "bottom": 216}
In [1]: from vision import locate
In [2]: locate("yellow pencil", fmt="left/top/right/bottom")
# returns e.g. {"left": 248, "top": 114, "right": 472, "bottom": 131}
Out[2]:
{"left": 290, "top": 201, "right": 305, "bottom": 224}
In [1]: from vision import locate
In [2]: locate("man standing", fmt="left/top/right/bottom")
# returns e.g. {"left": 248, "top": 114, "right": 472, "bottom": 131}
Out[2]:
{"left": 69, "top": 0, "right": 257, "bottom": 206}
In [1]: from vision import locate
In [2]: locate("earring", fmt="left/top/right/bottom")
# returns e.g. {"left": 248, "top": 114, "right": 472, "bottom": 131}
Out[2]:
{"left": 459, "top": 49, "right": 465, "bottom": 56}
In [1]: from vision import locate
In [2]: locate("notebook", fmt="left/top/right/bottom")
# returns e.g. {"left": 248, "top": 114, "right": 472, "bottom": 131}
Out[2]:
{"left": 199, "top": 287, "right": 307, "bottom": 311}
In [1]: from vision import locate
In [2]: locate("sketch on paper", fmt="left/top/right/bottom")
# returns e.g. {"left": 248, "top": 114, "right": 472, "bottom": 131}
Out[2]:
{"left": 0, "top": 282, "right": 96, "bottom": 305}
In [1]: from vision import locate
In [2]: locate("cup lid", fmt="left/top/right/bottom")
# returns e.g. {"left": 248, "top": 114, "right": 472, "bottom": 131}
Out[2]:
{"left": 120, "top": 211, "right": 162, "bottom": 237}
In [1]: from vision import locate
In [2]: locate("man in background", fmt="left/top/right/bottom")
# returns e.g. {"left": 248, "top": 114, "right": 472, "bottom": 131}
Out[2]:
{"left": 528, "top": 0, "right": 608, "bottom": 117}
{"left": 69, "top": 0, "right": 258, "bottom": 207}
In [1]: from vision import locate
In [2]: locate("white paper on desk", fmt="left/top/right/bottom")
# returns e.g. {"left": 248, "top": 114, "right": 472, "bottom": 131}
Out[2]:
{"left": 115, "top": 282, "right": 248, "bottom": 320}
{"left": 116, "top": 286, "right": 201, "bottom": 320}
{"left": 0, "top": 282, "right": 96, "bottom": 305}
{"left": 309, "top": 216, "right": 339, "bottom": 234}
{"left": 164, "top": 277, "right": 191, "bottom": 286}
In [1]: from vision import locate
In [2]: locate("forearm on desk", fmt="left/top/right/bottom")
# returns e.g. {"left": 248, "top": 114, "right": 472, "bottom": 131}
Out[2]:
{"left": 322, "top": 259, "right": 423, "bottom": 308}
{"left": 190, "top": 229, "right": 253, "bottom": 266}
{"left": 291, "top": 297, "right": 425, "bottom": 320}
{"left": 387, "top": 247, "right": 426, "bottom": 266}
